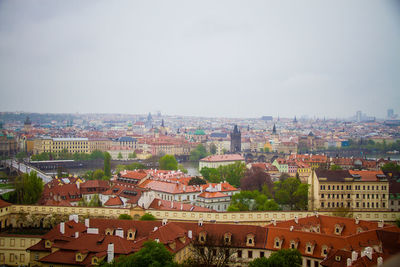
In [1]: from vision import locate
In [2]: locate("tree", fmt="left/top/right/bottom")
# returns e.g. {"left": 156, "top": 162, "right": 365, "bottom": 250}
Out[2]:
{"left": 228, "top": 190, "right": 280, "bottom": 211}
{"left": 240, "top": 167, "right": 273, "bottom": 192}
{"left": 273, "top": 178, "right": 308, "bottom": 210}
{"left": 190, "top": 144, "right": 208, "bottom": 161}
{"left": 159, "top": 154, "right": 178, "bottom": 170}
{"left": 188, "top": 176, "right": 207, "bottom": 185}
{"left": 139, "top": 213, "right": 156, "bottom": 221}
{"left": 16, "top": 151, "right": 27, "bottom": 162}
{"left": 218, "top": 162, "right": 246, "bottom": 188}
{"left": 200, "top": 167, "right": 220, "bottom": 183}
{"left": 83, "top": 170, "right": 94, "bottom": 180}
{"left": 249, "top": 249, "right": 302, "bottom": 267}
{"left": 12, "top": 171, "right": 43, "bottom": 204}
{"left": 178, "top": 164, "right": 188, "bottom": 174}
{"left": 88, "top": 194, "right": 102, "bottom": 207}
{"left": 118, "top": 214, "right": 133, "bottom": 220}
{"left": 381, "top": 162, "right": 400, "bottom": 173}
{"left": 104, "top": 152, "right": 111, "bottom": 177}
{"left": 93, "top": 169, "right": 105, "bottom": 180}
{"left": 117, "top": 152, "right": 123, "bottom": 160}
{"left": 210, "top": 143, "right": 217, "bottom": 155}
{"left": 188, "top": 233, "right": 237, "bottom": 267}
{"left": 90, "top": 150, "right": 105, "bottom": 160}
{"left": 396, "top": 217, "right": 400, "bottom": 228}
{"left": 279, "top": 173, "right": 290, "bottom": 182}
{"left": 330, "top": 164, "right": 343, "bottom": 170}
{"left": 128, "top": 152, "right": 137, "bottom": 159}
{"left": 103, "top": 240, "right": 175, "bottom": 267}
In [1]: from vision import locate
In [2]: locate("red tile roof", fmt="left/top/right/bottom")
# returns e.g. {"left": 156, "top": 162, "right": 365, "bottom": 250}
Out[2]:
{"left": 104, "top": 196, "right": 124, "bottom": 206}
{"left": 200, "top": 154, "right": 245, "bottom": 162}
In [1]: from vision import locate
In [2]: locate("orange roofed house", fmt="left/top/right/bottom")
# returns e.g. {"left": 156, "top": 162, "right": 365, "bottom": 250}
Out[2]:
{"left": 26, "top": 214, "right": 400, "bottom": 267}
{"left": 199, "top": 154, "right": 245, "bottom": 171}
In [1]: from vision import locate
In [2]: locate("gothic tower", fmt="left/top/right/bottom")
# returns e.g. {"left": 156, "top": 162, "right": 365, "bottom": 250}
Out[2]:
{"left": 230, "top": 125, "right": 241, "bottom": 153}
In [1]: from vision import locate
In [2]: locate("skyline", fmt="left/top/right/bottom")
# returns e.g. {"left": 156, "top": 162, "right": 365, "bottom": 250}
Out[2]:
{"left": 1, "top": 0, "right": 400, "bottom": 118}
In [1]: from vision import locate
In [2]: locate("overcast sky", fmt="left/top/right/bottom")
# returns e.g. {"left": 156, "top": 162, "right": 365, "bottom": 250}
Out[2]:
{"left": 0, "top": 0, "right": 399, "bottom": 119}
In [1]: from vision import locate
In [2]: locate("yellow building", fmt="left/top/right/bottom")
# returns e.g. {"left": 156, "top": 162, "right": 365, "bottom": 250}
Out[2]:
{"left": 308, "top": 170, "right": 389, "bottom": 211}
{"left": 33, "top": 138, "right": 93, "bottom": 154}
{"left": 0, "top": 234, "right": 41, "bottom": 266}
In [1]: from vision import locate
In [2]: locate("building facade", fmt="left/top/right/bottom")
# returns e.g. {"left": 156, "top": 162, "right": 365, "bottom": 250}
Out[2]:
{"left": 308, "top": 170, "right": 389, "bottom": 211}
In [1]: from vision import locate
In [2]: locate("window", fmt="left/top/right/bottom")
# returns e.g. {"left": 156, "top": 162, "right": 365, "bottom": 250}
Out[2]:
{"left": 237, "top": 250, "right": 242, "bottom": 258}
{"left": 260, "top": 251, "right": 265, "bottom": 257}
{"left": 34, "top": 253, "right": 39, "bottom": 261}
{"left": 248, "top": 251, "right": 253, "bottom": 258}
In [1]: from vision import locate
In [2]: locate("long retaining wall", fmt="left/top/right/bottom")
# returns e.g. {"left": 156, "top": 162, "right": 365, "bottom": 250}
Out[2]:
{"left": 145, "top": 210, "right": 400, "bottom": 224}
{"left": 10, "top": 205, "right": 132, "bottom": 218}
{"left": 8, "top": 205, "right": 400, "bottom": 225}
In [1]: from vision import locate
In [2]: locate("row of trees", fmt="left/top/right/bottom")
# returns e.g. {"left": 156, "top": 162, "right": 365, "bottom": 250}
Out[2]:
{"left": 31, "top": 149, "right": 106, "bottom": 161}
{"left": 5, "top": 171, "right": 43, "bottom": 204}
{"left": 159, "top": 155, "right": 188, "bottom": 173}
{"left": 190, "top": 144, "right": 209, "bottom": 161}
{"left": 200, "top": 162, "right": 246, "bottom": 187}
{"left": 228, "top": 167, "right": 308, "bottom": 211}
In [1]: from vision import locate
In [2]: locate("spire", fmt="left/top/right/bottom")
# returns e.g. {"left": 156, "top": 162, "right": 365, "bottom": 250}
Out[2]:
{"left": 293, "top": 116, "right": 297, "bottom": 123}
{"left": 272, "top": 124, "right": 276, "bottom": 135}
{"left": 161, "top": 119, "right": 164, "bottom": 127}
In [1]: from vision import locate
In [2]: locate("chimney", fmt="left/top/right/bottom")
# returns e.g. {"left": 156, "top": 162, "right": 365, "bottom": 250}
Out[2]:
{"left": 158, "top": 200, "right": 161, "bottom": 207}
{"left": 107, "top": 243, "right": 114, "bottom": 263}
{"left": 115, "top": 228, "right": 124, "bottom": 238}
{"left": 87, "top": 228, "right": 99, "bottom": 234}
{"left": 153, "top": 226, "right": 158, "bottom": 232}
{"left": 171, "top": 201, "right": 174, "bottom": 208}
{"left": 162, "top": 219, "right": 168, "bottom": 225}
{"left": 188, "top": 230, "right": 192, "bottom": 239}
{"left": 77, "top": 182, "right": 80, "bottom": 190}
{"left": 290, "top": 226, "right": 294, "bottom": 232}
{"left": 272, "top": 219, "right": 276, "bottom": 226}
{"left": 347, "top": 258, "right": 352, "bottom": 267}
{"left": 314, "top": 211, "right": 319, "bottom": 218}
{"left": 351, "top": 251, "right": 358, "bottom": 262}
{"left": 73, "top": 214, "right": 79, "bottom": 223}
{"left": 377, "top": 256, "right": 383, "bottom": 267}
{"left": 69, "top": 215, "right": 74, "bottom": 221}
{"left": 75, "top": 232, "right": 79, "bottom": 238}
{"left": 378, "top": 220, "right": 384, "bottom": 228}
{"left": 355, "top": 217, "right": 359, "bottom": 225}
{"left": 294, "top": 216, "right": 298, "bottom": 224}
{"left": 85, "top": 218, "right": 90, "bottom": 228}
{"left": 180, "top": 203, "right": 183, "bottom": 210}
{"left": 198, "top": 219, "right": 203, "bottom": 227}
{"left": 60, "top": 222, "right": 65, "bottom": 234}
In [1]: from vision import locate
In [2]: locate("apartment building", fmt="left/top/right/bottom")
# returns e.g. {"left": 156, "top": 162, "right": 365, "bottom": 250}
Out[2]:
{"left": 308, "top": 170, "right": 389, "bottom": 211}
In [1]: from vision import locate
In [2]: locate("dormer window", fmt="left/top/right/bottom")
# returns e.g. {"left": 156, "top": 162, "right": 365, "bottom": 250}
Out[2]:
{"left": 224, "top": 233, "right": 232, "bottom": 244}
{"left": 321, "top": 245, "right": 328, "bottom": 257}
{"left": 290, "top": 239, "right": 299, "bottom": 249}
{"left": 334, "top": 224, "right": 344, "bottom": 235}
{"left": 198, "top": 231, "right": 207, "bottom": 243}
{"left": 246, "top": 234, "right": 255, "bottom": 247}
{"left": 305, "top": 242, "right": 315, "bottom": 255}
{"left": 105, "top": 228, "right": 113, "bottom": 235}
{"left": 274, "top": 237, "right": 283, "bottom": 249}
{"left": 45, "top": 240, "right": 52, "bottom": 248}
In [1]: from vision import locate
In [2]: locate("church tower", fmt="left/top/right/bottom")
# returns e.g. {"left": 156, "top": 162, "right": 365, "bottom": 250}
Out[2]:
{"left": 230, "top": 125, "right": 241, "bottom": 153}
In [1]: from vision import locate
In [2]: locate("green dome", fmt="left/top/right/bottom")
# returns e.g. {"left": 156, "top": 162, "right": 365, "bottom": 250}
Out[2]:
{"left": 194, "top": 129, "right": 205, "bottom": 135}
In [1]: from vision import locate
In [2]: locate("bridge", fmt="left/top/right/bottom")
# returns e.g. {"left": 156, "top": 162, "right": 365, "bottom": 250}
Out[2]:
{"left": 3, "top": 159, "right": 52, "bottom": 184}
{"left": 241, "top": 151, "right": 279, "bottom": 163}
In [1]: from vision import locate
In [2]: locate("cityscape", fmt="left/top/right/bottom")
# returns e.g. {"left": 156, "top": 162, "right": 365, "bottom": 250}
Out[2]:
{"left": 1, "top": 1, "right": 400, "bottom": 267}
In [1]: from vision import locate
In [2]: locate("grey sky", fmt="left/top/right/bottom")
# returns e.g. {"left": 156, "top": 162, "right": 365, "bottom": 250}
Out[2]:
{"left": 0, "top": 0, "right": 399, "bottom": 119}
